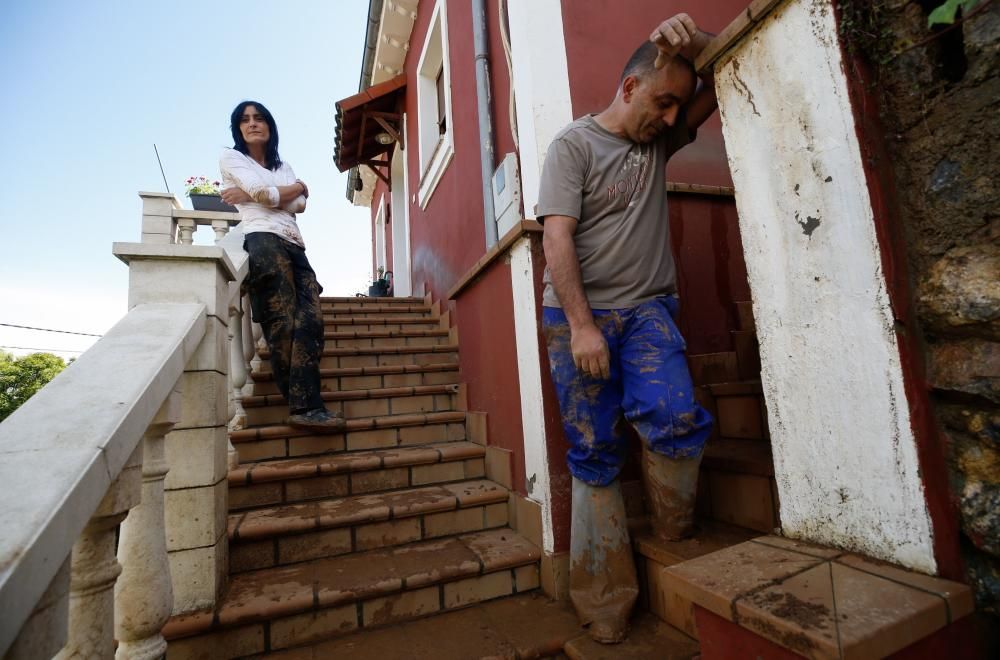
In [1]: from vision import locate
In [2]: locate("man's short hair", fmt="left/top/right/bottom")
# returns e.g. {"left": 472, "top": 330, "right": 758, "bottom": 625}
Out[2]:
{"left": 620, "top": 41, "right": 695, "bottom": 85}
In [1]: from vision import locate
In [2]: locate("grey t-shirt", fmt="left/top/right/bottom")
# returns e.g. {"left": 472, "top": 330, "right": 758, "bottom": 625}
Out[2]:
{"left": 537, "top": 114, "right": 692, "bottom": 309}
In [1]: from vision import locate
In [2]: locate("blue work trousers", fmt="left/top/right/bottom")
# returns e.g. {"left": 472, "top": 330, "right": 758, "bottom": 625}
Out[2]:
{"left": 542, "top": 296, "right": 712, "bottom": 487}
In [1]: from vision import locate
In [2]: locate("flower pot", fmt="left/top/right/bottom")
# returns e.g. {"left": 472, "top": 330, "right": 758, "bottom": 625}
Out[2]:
{"left": 190, "top": 194, "right": 238, "bottom": 213}
{"left": 368, "top": 280, "right": 390, "bottom": 297}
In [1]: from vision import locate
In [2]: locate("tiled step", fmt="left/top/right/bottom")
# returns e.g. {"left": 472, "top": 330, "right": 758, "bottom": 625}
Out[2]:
{"left": 320, "top": 328, "right": 450, "bottom": 350}
{"left": 163, "top": 529, "right": 541, "bottom": 658}
{"left": 563, "top": 612, "right": 698, "bottom": 659}
{"left": 250, "top": 592, "right": 581, "bottom": 660}
{"left": 229, "top": 411, "right": 470, "bottom": 463}
{"left": 250, "top": 363, "right": 460, "bottom": 396}
{"left": 229, "top": 441, "right": 487, "bottom": 510}
{"left": 242, "top": 384, "right": 459, "bottom": 426}
{"left": 228, "top": 480, "right": 510, "bottom": 572}
{"left": 635, "top": 520, "right": 761, "bottom": 639}
{"left": 731, "top": 330, "right": 761, "bottom": 381}
{"left": 319, "top": 303, "right": 432, "bottom": 316}
{"left": 320, "top": 296, "right": 425, "bottom": 305}
{"left": 687, "top": 352, "right": 739, "bottom": 386}
{"left": 700, "top": 436, "right": 778, "bottom": 534}
{"left": 325, "top": 316, "right": 443, "bottom": 332}
{"left": 703, "top": 437, "right": 773, "bottom": 477}
{"left": 257, "top": 345, "right": 460, "bottom": 370}
{"left": 698, "top": 381, "right": 768, "bottom": 441}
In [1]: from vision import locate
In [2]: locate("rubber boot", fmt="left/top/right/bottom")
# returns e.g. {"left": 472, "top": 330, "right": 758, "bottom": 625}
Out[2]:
{"left": 641, "top": 445, "right": 703, "bottom": 542}
{"left": 569, "top": 477, "right": 639, "bottom": 644}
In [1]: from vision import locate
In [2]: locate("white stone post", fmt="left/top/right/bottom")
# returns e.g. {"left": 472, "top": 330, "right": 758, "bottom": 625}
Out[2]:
{"left": 54, "top": 446, "right": 143, "bottom": 660}
{"left": 113, "top": 242, "right": 237, "bottom": 615}
{"left": 140, "top": 192, "right": 180, "bottom": 244}
{"left": 227, "top": 295, "right": 248, "bottom": 467}
{"left": 114, "top": 392, "right": 180, "bottom": 660}
{"left": 241, "top": 295, "right": 257, "bottom": 399}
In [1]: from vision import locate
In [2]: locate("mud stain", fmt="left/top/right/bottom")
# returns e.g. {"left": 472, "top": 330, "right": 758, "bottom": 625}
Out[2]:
{"left": 797, "top": 215, "right": 821, "bottom": 237}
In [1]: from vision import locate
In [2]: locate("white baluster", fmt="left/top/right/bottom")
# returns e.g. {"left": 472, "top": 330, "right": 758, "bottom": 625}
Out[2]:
{"left": 114, "top": 393, "right": 179, "bottom": 660}
{"left": 211, "top": 220, "right": 230, "bottom": 243}
{"left": 176, "top": 218, "right": 196, "bottom": 246}
{"left": 55, "top": 446, "right": 142, "bottom": 660}
{"left": 241, "top": 294, "right": 257, "bottom": 398}
{"left": 228, "top": 297, "right": 248, "bottom": 465}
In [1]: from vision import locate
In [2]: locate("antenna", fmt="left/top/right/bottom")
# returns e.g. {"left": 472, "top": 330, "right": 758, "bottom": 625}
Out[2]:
{"left": 153, "top": 143, "right": 171, "bottom": 193}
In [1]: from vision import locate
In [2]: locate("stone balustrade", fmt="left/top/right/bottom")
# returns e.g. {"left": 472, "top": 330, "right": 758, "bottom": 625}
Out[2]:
{"left": 0, "top": 192, "right": 251, "bottom": 658}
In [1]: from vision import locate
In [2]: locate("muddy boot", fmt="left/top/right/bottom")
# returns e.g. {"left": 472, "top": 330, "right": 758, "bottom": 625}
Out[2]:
{"left": 569, "top": 477, "right": 639, "bottom": 644}
{"left": 641, "top": 445, "right": 703, "bottom": 542}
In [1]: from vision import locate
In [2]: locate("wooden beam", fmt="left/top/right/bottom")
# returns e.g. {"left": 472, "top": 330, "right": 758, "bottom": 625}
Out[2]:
{"left": 694, "top": 0, "right": 787, "bottom": 73}
{"left": 365, "top": 163, "right": 391, "bottom": 189}
{"left": 372, "top": 116, "right": 402, "bottom": 149}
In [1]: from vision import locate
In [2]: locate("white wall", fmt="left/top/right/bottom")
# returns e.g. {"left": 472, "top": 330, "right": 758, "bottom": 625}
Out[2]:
{"left": 715, "top": 0, "right": 937, "bottom": 572}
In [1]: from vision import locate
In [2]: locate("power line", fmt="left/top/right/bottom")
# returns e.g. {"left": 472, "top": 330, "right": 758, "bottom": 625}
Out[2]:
{"left": 1, "top": 346, "right": 84, "bottom": 353}
{"left": 0, "top": 323, "right": 102, "bottom": 337}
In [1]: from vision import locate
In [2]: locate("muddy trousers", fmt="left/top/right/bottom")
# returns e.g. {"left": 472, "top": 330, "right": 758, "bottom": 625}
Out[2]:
{"left": 244, "top": 232, "right": 325, "bottom": 413}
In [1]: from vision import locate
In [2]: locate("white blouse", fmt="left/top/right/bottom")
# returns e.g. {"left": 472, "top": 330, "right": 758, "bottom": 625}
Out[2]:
{"left": 219, "top": 148, "right": 307, "bottom": 247}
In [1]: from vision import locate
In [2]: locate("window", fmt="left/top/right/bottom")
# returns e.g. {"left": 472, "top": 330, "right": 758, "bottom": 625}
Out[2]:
{"left": 415, "top": 0, "right": 454, "bottom": 209}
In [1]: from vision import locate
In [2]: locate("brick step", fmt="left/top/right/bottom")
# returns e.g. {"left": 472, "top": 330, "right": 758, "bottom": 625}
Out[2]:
{"left": 564, "top": 611, "right": 698, "bottom": 659}
{"left": 228, "top": 480, "right": 510, "bottom": 572}
{"left": 687, "top": 352, "right": 739, "bottom": 386}
{"left": 634, "top": 520, "right": 762, "bottom": 640}
{"left": 163, "top": 529, "right": 541, "bottom": 657}
{"left": 250, "top": 363, "right": 460, "bottom": 396}
{"left": 242, "top": 384, "right": 459, "bottom": 426}
{"left": 703, "top": 437, "right": 773, "bottom": 477}
{"left": 256, "top": 345, "right": 460, "bottom": 371}
{"left": 698, "top": 380, "right": 768, "bottom": 442}
{"left": 319, "top": 303, "right": 432, "bottom": 316}
{"left": 320, "top": 329, "right": 451, "bottom": 350}
{"left": 229, "top": 441, "right": 487, "bottom": 510}
{"left": 252, "top": 592, "right": 581, "bottom": 660}
{"left": 320, "top": 296, "right": 425, "bottom": 304}
{"left": 323, "top": 316, "right": 443, "bottom": 332}
{"left": 229, "top": 411, "right": 469, "bottom": 463}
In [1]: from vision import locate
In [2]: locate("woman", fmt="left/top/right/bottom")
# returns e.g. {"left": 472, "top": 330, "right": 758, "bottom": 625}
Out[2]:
{"left": 220, "top": 100, "right": 343, "bottom": 431}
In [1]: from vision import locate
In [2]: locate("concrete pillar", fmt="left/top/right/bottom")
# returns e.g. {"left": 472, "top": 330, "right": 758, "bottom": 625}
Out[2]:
{"left": 113, "top": 242, "right": 238, "bottom": 614}
{"left": 139, "top": 192, "right": 181, "bottom": 245}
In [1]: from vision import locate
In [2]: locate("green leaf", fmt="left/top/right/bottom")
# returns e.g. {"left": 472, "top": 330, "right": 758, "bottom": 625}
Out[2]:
{"left": 928, "top": 0, "right": 981, "bottom": 26}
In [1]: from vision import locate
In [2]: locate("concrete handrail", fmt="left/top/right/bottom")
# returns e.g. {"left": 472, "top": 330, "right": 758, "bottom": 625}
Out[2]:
{"left": 0, "top": 302, "right": 207, "bottom": 656}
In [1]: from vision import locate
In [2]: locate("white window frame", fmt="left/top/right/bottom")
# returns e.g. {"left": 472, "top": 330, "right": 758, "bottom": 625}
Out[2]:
{"left": 415, "top": 0, "right": 454, "bottom": 209}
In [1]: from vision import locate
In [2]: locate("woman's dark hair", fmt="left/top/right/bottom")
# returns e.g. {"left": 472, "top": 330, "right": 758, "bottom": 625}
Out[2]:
{"left": 230, "top": 100, "right": 282, "bottom": 170}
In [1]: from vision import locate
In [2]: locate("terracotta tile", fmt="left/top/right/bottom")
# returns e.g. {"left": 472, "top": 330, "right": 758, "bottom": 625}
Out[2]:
{"left": 688, "top": 352, "right": 739, "bottom": 386}
{"left": 350, "top": 467, "right": 409, "bottom": 494}
{"left": 751, "top": 536, "right": 844, "bottom": 560}
{"left": 314, "top": 494, "right": 390, "bottom": 528}
{"left": 661, "top": 540, "right": 823, "bottom": 622}
{"left": 343, "top": 398, "right": 389, "bottom": 418}
{"left": 563, "top": 612, "right": 699, "bottom": 660}
{"left": 356, "top": 518, "right": 423, "bottom": 551}
{"left": 269, "top": 605, "right": 358, "bottom": 650}
{"left": 383, "top": 486, "right": 456, "bottom": 517}
{"left": 645, "top": 557, "right": 698, "bottom": 639}
{"left": 716, "top": 394, "right": 764, "bottom": 440}
{"left": 442, "top": 480, "right": 508, "bottom": 508}
{"left": 832, "top": 562, "right": 948, "bottom": 659}
{"left": 540, "top": 552, "right": 571, "bottom": 602}
{"left": 703, "top": 437, "right": 774, "bottom": 477}
{"left": 284, "top": 475, "right": 350, "bottom": 503}
{"left": 229, "top": 482, "right": 284, "bottom": 511}
{"left": 162, "top": 608, "right": 214, "bottom": 640}
{"left": 247, "top": 459, "right": 319, "bottom": 484}
{"left": 235, "top": 439, "right": 287, "bottom": 463}
{"left": 435, "top": 441, "right": 484, "bottom": 461}
{"left": 484, "top": 502, "right": 509, "bottom": 528}
{"left": 514, "top": 564, "right": 541, "bottom": 592}
{"left": 734, "top": 563, "right": 839, "bottom": 659}
{"left": 165, "top": 624, "right": 265, "bottom": 660}
{"left": 466, "top": 412, "right": 487, "bottom": 445}
{"left": 513, "top": 495, "right": 544, "bottom": 548}
{"left": 346, "top": 428, "right": 397, "bottom": 451}
{"left": 219, "top": 564, "right": 316, "bottom": 626}
{"left": 278, "top": 528, "right": 352, "bottom": 564}
{"left": 708, "top": 471, "right": 778, "bottom": 533}
{"left": 835, "top": 554, "right": 974, "bottom": 622}
{"left": 378, "top": 446, "right": 439, "bottom": 468}
{"left": 423, "top": 507, "right": 485, "bottom": 538}
{"left": 446, "top": 423, "right": 467, "bottom": 441}
{"left": 634, "top": 521, "right": 761, "bottom": 568}
{"left": 341, "top": 375, "right": 383, "bottom": 389}
{"left": 411, "top": 461, "right": 465, "bottom": 486}
{"left": 230, "top": 539, "right": 276, "bottom": 573}
{"left": 362, "top": 586, "right": 441, "bottom": 627}
{"left": 318, "top": 452, "right": 382, "bottom": 475}
{"left": 390, "top": 395, "right": 436, "bottom": 415}
{"left": 462, "top": 529, "right": 541, "bottom": 571}
{"left": 288, "top": 434, "right": 346, "bottom": 457}
{"left": 485, "top": 446, "right": 514, "bottom": 489}
{"left": 383, "top": 372, "right": 423, "bottom": 387}
{"left": 398, "top": 424, "right": 448, "bottom": 446}
{"left": 443, "top": 571, "right": 513, "bottom": 609}
{"left": 463, "top": 458, "right": 486, "bottom": 479}
{"left": 237, "top": 504, "right": 318, "bottom": 541}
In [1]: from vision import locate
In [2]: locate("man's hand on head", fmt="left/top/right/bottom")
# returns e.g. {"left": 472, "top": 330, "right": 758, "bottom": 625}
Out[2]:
{"left": 651, "top": 14, "right": 699, "bottom": 68}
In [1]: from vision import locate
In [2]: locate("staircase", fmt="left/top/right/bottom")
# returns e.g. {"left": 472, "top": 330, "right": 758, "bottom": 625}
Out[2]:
{"left": 163, "top": 296, "right": 542, "bottom": 659}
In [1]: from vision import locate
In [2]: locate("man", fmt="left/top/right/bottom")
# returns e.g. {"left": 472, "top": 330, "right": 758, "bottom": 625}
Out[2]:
{"left": 537, "top": 14, "right": 717, "bottom": 643}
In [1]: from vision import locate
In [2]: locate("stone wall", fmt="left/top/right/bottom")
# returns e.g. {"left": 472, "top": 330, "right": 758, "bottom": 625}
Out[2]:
{"left": 843, "top": 0, "right": 999, "bottom": 613}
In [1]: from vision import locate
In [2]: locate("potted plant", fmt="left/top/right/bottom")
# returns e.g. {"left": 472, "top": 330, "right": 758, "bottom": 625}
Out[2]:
{"left": 185, "top": 176, "right": 238, "bottom": 212}
{"left": 368, "top": 268, "right": 393, "bottom": 297}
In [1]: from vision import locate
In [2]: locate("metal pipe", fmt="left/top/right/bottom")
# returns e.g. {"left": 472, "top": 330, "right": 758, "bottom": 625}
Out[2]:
{"left": 472, "top": 0, "right": 499, "bottom": 248}
{"left": 346, "top": 0, "right": 385, "bottom": 202}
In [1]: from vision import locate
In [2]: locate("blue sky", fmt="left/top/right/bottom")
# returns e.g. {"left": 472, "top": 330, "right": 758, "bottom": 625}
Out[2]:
{"left": 0, "top": 1, "right": 374, "bottom": 357}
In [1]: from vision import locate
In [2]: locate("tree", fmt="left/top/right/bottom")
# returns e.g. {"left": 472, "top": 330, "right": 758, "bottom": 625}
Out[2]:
{"left": 0, "top": 350, "right": 68, "bottom": 422}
